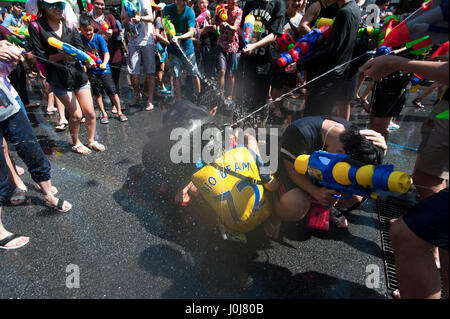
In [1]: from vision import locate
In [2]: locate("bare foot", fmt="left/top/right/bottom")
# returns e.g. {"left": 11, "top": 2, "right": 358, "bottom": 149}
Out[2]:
{"left": 145, "top": 102, "right": 154, "bottom": 111}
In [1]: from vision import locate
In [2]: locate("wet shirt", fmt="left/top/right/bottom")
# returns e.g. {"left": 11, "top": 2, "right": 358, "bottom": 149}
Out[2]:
{"left": 81, "top": 33, "right": 111, "bottom": 75}
{"left": 216, "top": 5, "right": 243, "bottom": 53}
{"left": 280, "top": 116, "right": 352, "bottom": 163}
{"left": 163, "top": 4, "right": 196, "bottom": 56}
{"left": 241, "top": 0, "right": 286, "bottom": 74}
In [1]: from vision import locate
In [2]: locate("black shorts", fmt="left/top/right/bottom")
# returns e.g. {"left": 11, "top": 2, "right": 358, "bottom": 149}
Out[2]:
{"left": 216, "top": 46, "right": 240, "bottom": 74}
{"left": 271, "top": 69, "right": 298, "bottom": 90}
{"left": 403, "top": 188, "right": 449, "bottom": 251}
{"left": 88, "top": 72, "right": 118, "bottom": 97}
{"left": 372, "top": 72, "right": 411, "bottom": 118}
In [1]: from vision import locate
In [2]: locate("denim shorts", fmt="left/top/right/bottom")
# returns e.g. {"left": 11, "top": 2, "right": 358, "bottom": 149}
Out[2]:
{"left": 169, "top": 52, "right": 200, "bottom": 78}
{"left": 52, "top": 81, "right": 91, "bottom": 97}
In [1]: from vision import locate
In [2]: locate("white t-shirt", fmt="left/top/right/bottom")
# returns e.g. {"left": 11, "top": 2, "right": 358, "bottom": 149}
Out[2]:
{"left": 122, "top": 0, "right": 154, "bottom": 47}
{"left": 282, "top": 11, "right": 303, "bottom": 40}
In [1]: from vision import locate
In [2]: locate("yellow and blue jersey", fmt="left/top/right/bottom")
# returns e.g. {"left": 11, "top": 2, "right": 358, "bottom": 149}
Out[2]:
{"left": 191, "top": 145, "right": 272, "bottom": 233}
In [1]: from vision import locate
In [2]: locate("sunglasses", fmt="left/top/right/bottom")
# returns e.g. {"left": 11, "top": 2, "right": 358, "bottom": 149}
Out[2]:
{"left": 42, "top": 1, "right": 66, "bottom": 10}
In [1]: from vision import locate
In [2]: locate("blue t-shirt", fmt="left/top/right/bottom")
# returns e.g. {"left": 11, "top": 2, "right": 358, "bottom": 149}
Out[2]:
{"left": 1, "top": 12, "right": 24, "bottom": 29}
{"left": 80, "top": 33, "right": 111, "bottom": 74}
{"left": 162, "top": 4, "right": 195, "bottom": 56}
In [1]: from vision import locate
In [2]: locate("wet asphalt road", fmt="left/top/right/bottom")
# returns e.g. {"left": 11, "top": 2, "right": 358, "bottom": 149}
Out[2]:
{"left": 0, "top": 76, "right": 435, "bottom": 299}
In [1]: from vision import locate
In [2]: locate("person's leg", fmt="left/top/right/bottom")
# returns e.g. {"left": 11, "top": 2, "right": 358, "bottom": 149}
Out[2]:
{"left": 55, "top": 95, "right": 68, "bottom": 128}
{"left": 264, "top": 188, "right": 311, "bottom": 238}
{"left": 413, "top": 82, "right": 439, "bottom": 108}
{"left": 369, "top": 115, "right": 392, "bottom": 142}
{"left": 145, "top": 74, "right": 155, "bottom": 111}
{"left": 75, "top": 88, "right": 105, "bottom": 151}
{"left": 218, "top": 69, "right": 226, "bottom": 100}
{"left": 3, "top": 110, "right": 71, "bottom": 212}
{"left": 56, "top": 91, "right": 86, "bottom": 152}
{"left": 355, "top": 73, "right": 365, "bottom": 100}
{"left": 390, "top": 217, "right": 443, "bottom": 299}
{"left": 412, "top": 169, "right": 447, "bottom": 200}
{"left": 2, "top": 139, "right": 27, "bottom": 194}
{"left": 439, "top": 248, "right": 449, "bottom": 299}
{"left": 95, "top": 94, "right": 108, "bottom": 121}
{"left": 127, "top": 45, "right": 142, "bottom": 105}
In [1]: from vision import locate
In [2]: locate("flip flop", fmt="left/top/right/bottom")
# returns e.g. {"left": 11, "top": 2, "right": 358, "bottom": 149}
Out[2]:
{"left": 45, "top": 198, "right": 72, "bottom": 213}
{"left": 10, "top": 186, "right": 27, "bottom": 205}
{"left": 72, "top": 143, "right": 92, "bottom": 155}
{"left": 88, "top": 141, "right": 106, "bottom": 152}
{"left": 55, "top": 122, "right": 68, "bottom": 132}
{"left": 0, "top": 234, "right": 30, "bottom": 250}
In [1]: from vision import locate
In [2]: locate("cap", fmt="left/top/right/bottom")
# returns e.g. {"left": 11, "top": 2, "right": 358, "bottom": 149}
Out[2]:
{"left": 42, "top": 0, "right": 67, "bottom": 4}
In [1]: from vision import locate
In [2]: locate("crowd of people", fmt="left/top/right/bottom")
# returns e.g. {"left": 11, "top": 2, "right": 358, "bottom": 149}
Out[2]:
{"left": 0, "top": 0, "right": 448, "bottom": 299}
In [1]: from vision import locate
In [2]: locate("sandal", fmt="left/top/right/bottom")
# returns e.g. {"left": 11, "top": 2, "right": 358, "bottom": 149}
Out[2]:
{"left": 88, "top": 141, "right": 106, "bottom": 152}
{"left": 145, "top": 102, "right": 154, "bottom": 111}
{"left": 412, "top": 98, "right": 425, "bottom": 108}
{"left": 0, "top": 233, "right": 30, "bottom": 250}
{"left": 100, "top": 115, "right": 109, "bottom": 124}
{"left": 34, "top": 183, "right": 58, "bottom": 196}
{"left": 10, "top": 186, "right": 27, "bottom": 205}
{"left": 45, "top": 197, "right": 72, "bottom": 213}
{"left": 55, "top": 122, "right": 68, "bottom": 132}
{"left": 330, "top": 207, "right": 349, "bottom": 228}
{"left": 111, "top": 107, "right": 118, "bottom": 114}
{"left": 72, "top": 143, "right": 92, "bottom": 155}
{"left": 118, "top": 114, "right": 128, "bottom": 122}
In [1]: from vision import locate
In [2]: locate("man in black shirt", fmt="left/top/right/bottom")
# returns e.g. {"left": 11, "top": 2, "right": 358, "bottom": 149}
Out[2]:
{"left": 264, "top": 116, "right": 386, "bottom": 238}
{"left": 287, "top": 0, "right": 361, "bottom": 119}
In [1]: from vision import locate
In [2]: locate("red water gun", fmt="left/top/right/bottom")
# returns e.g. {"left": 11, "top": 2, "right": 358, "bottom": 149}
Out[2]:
{"left": 276, "top": 33, "right": 295, "bottom": 52}
{"left": 86, "top": 51, "right": 106, "bottom": 69}
{"left": 97, "top": 19, "right": 110, "bottom": 33}
{"left": 277, "top": 25, "right": 332, "bottom": 68}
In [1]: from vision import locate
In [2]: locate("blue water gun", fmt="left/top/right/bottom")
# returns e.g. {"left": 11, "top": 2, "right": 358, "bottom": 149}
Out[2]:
{"left": 122, "top": 0, "right": 139, "bottom": 36}
{"left": 294, "top": 151, "right": 412, "bottom": 201}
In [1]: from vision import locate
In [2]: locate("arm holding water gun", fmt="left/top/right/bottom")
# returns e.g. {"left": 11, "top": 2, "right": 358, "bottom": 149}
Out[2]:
{"left": 360, "top": 54, "right": 449, "bottom": 85}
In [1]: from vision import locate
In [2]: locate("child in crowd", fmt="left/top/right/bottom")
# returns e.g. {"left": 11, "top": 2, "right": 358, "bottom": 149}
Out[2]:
{"left": 79, "top": 13, "right": 127, "bottom": 123}
{"left": 214, "top": 0, "right": 242, "bottom": 108}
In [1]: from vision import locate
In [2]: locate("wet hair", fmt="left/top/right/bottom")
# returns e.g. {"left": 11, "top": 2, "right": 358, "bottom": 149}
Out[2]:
{"left": 79, "top": 13, "right": 94, "bottom": 28}
{"left": 339, "top": 127, "right": 384, "bottom": 165}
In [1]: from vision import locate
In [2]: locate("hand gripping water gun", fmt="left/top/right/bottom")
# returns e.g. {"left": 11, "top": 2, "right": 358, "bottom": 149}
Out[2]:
{"left": 47, "top": 37, "right": 95, "bottom": 65}
{"left": 242, "top": 14, "right": 255, "bottom": 48}
{"left": 277, "top": 25, "right": 332, "bottom": 68}
{"left": 97, "top": 18, "right": 110, "bottom": 33}
{"left": 216, "top": 3, "right": 228, "bottom": 22}
{"left": 122, "top": 0, "right": 139, "bottom": 36}
{"left": 196, "top": 10, "right": 209, "bottom": 25}
{"left": 294, "top": 151, "right": 413, "bottom": 201}
{"left": 276, "top": 33, "right": 295, "bottom": 52}
{"left": 22, "top": 14, "right": 37, "bottom": 24}
{"left": 409, "top": 41, "right": 449, "bottom": 92}
{"left": 162, "top": 17, "right": 176, "bottom": 40}
{"left": 86, "top": 51, "right": 106, "bottom": 69}
{"left": 7, "top": 35, "right": 25, "bottom": 48}
{"left": 0, "top": 45, "right": 25, "bottom": 76}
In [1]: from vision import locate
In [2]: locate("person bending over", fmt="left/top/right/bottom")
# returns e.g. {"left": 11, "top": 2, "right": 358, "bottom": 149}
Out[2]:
{"left": 265, "top": 115, "right": 386, "bottom": 238}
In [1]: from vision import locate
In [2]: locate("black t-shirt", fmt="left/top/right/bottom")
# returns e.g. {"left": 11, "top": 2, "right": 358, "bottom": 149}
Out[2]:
{"left": 241, "top": 0, "right": 286, "bottom": 75}
{"left": 298, "top": 0, "right": 361, "bottom": 78}
{"left": 28, "top": 18, "right": 89, "bottom": 90}
{"left": 280, "top": 116, "right": 353, "bottom": 163}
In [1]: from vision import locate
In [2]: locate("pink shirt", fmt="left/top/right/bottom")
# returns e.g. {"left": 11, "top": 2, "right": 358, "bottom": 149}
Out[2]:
{"left": 217, "top": 5, "right": 242, "bottom": 53}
